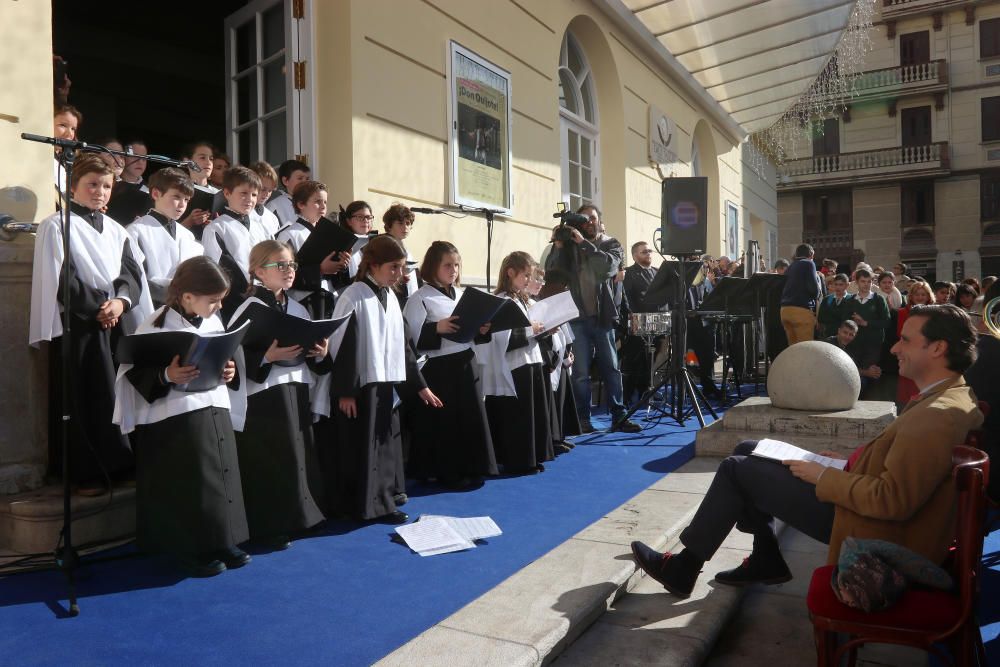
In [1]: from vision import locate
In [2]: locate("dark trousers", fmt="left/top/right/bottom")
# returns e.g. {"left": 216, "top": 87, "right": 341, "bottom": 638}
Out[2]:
{"left": 679, "top": 441, "right": 836, "bottom": 561}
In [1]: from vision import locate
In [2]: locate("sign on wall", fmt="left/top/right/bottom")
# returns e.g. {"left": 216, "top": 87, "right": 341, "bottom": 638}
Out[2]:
{"left": 447, "top": 42, "right": 513, "bottom": 214}
{"left": 726, "top": 201, "right": 739, "bottom": 259}
{"left": 648, "top": 105, "right": 678, "bottom": 175}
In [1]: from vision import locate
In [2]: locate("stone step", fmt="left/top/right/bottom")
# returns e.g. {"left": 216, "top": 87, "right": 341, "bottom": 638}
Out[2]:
{"left": 696, "top": 397, "right": 896, "bottom": 458}
{"left": 377, "top": 457, "right": 767, "bottom": 666}
{"left": 0, "top": 483, "right": 135, "bottom": 556}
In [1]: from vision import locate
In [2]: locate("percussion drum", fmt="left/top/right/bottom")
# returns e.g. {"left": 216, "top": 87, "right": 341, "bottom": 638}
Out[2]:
{"left": 630, "top": 312, "right": 671, "bottom": 336}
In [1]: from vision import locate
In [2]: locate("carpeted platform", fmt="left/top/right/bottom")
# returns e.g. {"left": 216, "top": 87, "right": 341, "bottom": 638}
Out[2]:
{"left": 979, "top": 514, "right": 1000, "bottom": 664}
{"left": 0, "top": 409, "right": 704, "bottom": 666}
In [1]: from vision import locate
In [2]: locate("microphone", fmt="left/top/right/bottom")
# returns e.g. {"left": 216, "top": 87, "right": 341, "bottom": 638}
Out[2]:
{"left": 21, "top": 133, "right": 87, "bottom": 149}
{"left": 410, "top": 207, "right": 440, "bottom": 214}
{"left": 181, "top": 160, "right": 202, "bottom": 173}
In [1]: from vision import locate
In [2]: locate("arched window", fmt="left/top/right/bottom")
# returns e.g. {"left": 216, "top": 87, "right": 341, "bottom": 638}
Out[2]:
{"left": 559, "top": 32, "right": 599, "bottom": 211}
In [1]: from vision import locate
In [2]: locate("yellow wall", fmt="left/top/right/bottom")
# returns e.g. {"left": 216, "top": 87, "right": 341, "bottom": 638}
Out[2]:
{"left": 0, "top": 0, "right": 53, "bottom": 223}
{"left": 313, "top": 0, "right": 751, "bottom": 283}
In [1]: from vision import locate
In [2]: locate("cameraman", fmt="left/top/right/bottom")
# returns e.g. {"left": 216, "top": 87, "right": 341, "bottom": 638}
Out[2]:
{"left": 546, "top": 205, "right": 641, "bottom": 433}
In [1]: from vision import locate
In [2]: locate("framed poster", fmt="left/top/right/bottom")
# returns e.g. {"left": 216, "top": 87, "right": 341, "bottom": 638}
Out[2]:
{"left": 447, "top": 41, "right": 513, "bottom": 214}
{"left": 726, "top": 201, "right": 739, "bottom": 258}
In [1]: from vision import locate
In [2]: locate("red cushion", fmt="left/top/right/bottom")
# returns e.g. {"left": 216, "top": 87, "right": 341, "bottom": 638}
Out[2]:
{"left": 806, "top": 565, "right": 961, "bottom": 632}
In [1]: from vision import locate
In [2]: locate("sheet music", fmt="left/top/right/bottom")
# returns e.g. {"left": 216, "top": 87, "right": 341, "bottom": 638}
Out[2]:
{"left": 528, "top": 291, "right": 579, "bottom": 332}
{"left": 751, "top": 438, "right": 848, "bottom": 470}
{"left": 394, "top": 515, "right": 502, "bottom": 556}
{"left": 420, "top": 515, "right": 502, "bottom": 541}
{"left": 394, "top": 517, "right": 474, "bottom": 557}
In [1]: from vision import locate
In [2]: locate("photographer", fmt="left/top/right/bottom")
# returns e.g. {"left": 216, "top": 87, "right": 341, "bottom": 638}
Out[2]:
{"left": 546, "top": 205, "right": 641, "bottom": 433}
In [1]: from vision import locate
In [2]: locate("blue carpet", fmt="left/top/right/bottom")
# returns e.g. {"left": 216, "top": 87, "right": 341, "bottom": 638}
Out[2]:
{"left": 0, "top": 407, "right": 711, "bottom": 666}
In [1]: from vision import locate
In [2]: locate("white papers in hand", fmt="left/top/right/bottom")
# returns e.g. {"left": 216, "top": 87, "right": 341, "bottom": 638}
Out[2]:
{"left": 528, "top": 291, "right": 579, "bottom": 332}
{"left": 394, "top": 515, "right": 502, "bottom": 556}
{"left": 751, "top": 438, "right": 848, "bottom": 470}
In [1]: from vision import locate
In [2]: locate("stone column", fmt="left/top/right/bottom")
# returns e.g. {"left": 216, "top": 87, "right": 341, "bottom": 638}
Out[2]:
{"left": 0, "top": 232, "right": 48, "bottom": 493}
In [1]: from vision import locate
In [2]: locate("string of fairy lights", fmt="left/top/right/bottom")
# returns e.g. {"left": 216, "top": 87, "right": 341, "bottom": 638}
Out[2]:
{"left": 745, "top": 0, "right": 877, "bottom": 180}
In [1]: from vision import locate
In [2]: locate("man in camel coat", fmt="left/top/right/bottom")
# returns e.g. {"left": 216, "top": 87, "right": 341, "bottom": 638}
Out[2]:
{"left": 631, "top": 304, "right": 983, "bottom": 599}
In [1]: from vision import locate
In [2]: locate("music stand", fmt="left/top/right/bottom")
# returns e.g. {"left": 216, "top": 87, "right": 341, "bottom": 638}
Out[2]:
{"left": 615, "top": 259, "right": 718, "bottom": 429}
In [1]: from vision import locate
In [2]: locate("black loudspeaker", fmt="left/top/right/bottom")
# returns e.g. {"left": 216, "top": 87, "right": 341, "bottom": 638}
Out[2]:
{"left": 660, "top": 177, "right": 708, "bottom": 256}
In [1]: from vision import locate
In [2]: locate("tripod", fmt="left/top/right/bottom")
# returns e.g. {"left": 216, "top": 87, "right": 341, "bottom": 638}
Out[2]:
{"left": 615, "top": 259, "right": 718, "bottom": 429}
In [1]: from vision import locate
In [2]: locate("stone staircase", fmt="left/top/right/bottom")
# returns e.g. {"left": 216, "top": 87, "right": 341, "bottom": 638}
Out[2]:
{"left": 0, "top": 483, "right": 135, "bottom": 559}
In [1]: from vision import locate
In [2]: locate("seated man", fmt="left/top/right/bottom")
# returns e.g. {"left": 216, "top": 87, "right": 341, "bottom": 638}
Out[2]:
{"left": 632, "top": 304, "right": 982, "bottom": 598}
{"left": 825, "top": 319, "right": 882, "bottom": 388}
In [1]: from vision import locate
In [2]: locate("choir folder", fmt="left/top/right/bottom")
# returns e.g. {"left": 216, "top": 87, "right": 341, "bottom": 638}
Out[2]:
{"left": 294, "top": 217, "right": 365, "bottom": 266}
{"left": 117, "top": 321, "right": 251, "bottom": 392}
{"left": 228, "top": 299, "right": 350, "bottom": 366}
{"left": 440, "top": 288, "right": 531, "bottom": 343}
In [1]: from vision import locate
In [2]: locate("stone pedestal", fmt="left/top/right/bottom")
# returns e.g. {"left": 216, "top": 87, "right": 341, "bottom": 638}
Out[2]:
{"left": 0, "top": 233, "right": 47, "bottom": 494}
{"left": 695, "top": 396, "right": 897, "bottom": 457}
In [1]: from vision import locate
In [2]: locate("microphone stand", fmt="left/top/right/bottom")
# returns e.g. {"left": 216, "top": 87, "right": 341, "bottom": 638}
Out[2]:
{"left": 410, "top": 204, "right": 503, "bottom": 290}
{"left": 19, "top": 133, "right": 191, "bottom": 616}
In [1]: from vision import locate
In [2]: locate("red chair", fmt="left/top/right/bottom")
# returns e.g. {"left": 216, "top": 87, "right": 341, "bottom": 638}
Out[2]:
{"left": 806, "top": 445, "right": 990, "bottom": 666}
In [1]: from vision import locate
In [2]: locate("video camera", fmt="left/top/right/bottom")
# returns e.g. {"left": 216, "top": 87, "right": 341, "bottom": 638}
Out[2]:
{"left": 552, "top": 202, "right": 588, "bottom": 243}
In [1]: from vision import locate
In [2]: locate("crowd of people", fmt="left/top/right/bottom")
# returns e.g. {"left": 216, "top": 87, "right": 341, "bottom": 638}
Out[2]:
{"left": 37, "top": 101, "right": 665, "bottom": 577}
{"left": 778, "top": 242, "right": 999, "bottom": 409}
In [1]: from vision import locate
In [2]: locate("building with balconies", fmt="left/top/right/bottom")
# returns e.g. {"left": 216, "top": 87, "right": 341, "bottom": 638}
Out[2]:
{"left": 777, "top": 0, "right": 1000, "bottom": 283}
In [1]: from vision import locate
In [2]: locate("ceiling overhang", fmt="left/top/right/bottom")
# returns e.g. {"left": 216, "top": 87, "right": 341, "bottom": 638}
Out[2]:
{"left": 596, "top": 0, "right": 859, "bottom": 141}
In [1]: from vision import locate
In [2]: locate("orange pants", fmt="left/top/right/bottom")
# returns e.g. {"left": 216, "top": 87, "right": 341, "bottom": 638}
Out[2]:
{"left": 780, "top": 306, "right": 816, "bottom": 346}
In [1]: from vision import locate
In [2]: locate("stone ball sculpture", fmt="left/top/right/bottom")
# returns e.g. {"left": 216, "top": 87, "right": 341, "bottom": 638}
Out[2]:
{"left": 767, "top": 341, "right": 861, "bottom": 411}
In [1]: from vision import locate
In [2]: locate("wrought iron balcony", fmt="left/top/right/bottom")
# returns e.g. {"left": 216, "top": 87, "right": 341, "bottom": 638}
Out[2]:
{"left": 777, "top": 142, "right": 950, "bottom": 190}
{"left": 815, "top": 60, "right": 947, "bottom": 105}
{"left": 881, "top": 0, "right": 977, "bottom": 21}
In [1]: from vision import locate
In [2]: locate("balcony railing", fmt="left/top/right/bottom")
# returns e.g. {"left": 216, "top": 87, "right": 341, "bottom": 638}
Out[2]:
{"left": 814, "top": 60, "right": 947, "bottom": 104}
{"left": 777, "top": 142, "right": 950, "bottom": 190}
{"left": 882, "top": 0, "right": 976, "bottom": 19}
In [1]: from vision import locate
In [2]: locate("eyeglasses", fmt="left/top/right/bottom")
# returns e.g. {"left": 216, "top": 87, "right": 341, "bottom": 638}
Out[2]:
{"left": 262, "top": 261, "right": 299, "bottom": 272}
{"left": 352, "top": 214, "right": 375, "bottom": 222}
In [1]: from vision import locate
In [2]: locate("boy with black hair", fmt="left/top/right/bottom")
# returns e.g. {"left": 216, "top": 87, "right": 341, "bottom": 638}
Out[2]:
{"left": 817, "top": 273, "right": 855, "bottom": 338}
{"left": 201, "top": 166, "right": 272, "bottom": 319}
{"left": 122, "top": 139, "right": 149, "bottom": 192}
{"left": 266, "top": 159, "right": 310, "bottom": 225}
{"left": 127, "top": 167, "right": 204, "bottom": 306}
{"left": 847, "top": 268, "right": 890, "bottom": 369}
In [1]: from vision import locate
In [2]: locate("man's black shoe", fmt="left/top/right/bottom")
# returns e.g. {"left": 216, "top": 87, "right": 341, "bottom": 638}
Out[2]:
{"left": 375, "top": 510, "right": 409, "bottom": 525}
{"left": 554, "top": 443, "right": 572, "bottom": 455}
{"left": 579, "top": 421, "right": 596, "bottom": 434}
{"left": 177, "top": 556, "right": 226, "bottom": 578}
{"left": 217, "top": 546, "right": 252, "bottom": 568}
{"left": 613, "top": 418, "right": 642, "bottom": 433}
{"left": 630, "top": 541, "right": 700, "bottom": 599}
{"left": 714, "top": 552, "right": 792, "bottom": 587}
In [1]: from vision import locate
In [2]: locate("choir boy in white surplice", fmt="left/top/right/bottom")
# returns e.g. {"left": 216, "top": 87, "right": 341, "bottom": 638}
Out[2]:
{"left": 201, "top": 166, "right": 272, "bottom": 321}
{"left": 29, "top": 155, "right": 154, "bottom": 488}
{"left": 382, "top": 203, "right": 421, "bottom": 309}
{"left": 113, "top": 256, "right": 250, "bottom": 577}
{"left": 127, "top": 167, "right": 203, "bottom": 307}
{"left": 324, "top": 236, "right": 441, "bottom": 524}
{"left": 277, "top": 180, "right": 344, "bottom": 319}
{"left": 266, "top": 159, "right": 311, "bottom": 227}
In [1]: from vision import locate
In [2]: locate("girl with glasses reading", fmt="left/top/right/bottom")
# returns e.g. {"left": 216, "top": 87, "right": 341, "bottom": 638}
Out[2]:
{"left": 330, "top": 200, "right": 376, "bottom": 293}
{"left": 402, "top": 241, "right": 498, "bottom": 490}
{"left": 228, "top": 240, "right": 329, "bottom": 550}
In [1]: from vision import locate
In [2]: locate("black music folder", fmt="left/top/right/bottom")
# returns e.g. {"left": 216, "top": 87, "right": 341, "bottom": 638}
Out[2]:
{"left": 106, "top": 182, "right": 152, "bottom": 226}
{"left": 228, "top": 300, "right": 351, "bottom": 366}
{"left": 442, "top": 288, "right": 530, "bottom": 343}
{"left": 117, "top": 321, "right": 250, "bottom": 392}
{"left": 181, "top": 187, "right": 215, "bottom": 221}
{"left": 294, "top": 218, "right": 361, "bottom": 266}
